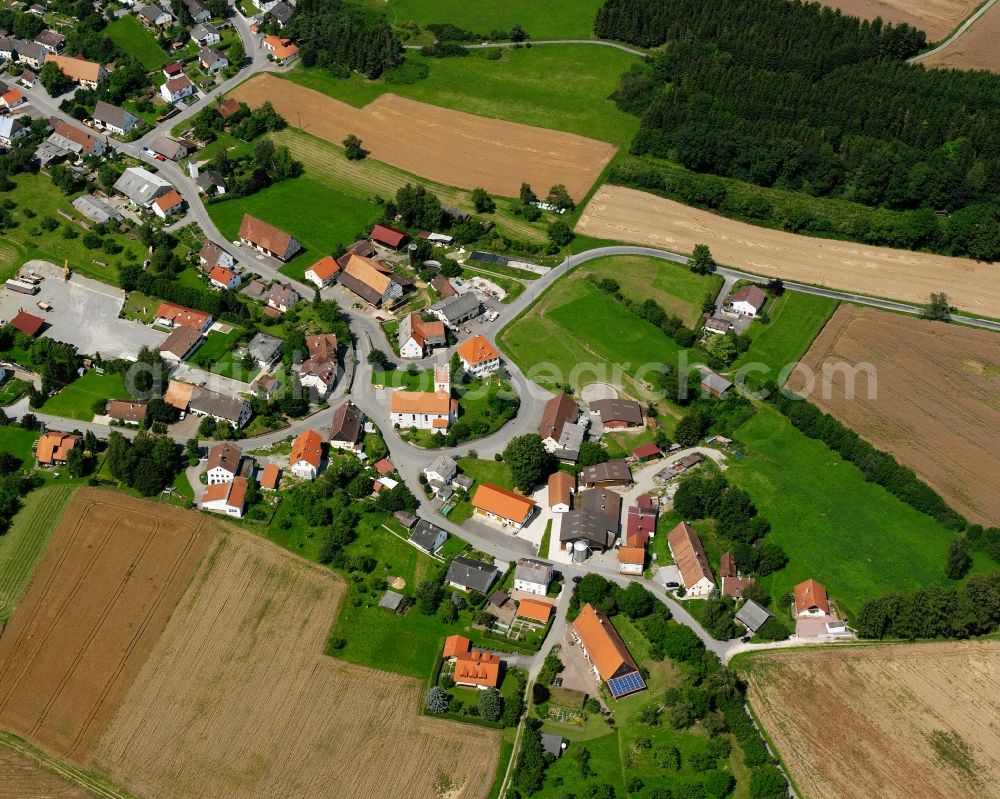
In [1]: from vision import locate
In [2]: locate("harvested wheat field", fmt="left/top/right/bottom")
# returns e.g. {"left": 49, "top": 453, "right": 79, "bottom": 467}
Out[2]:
{"left": 92, "top": 529, "right": 499, "bottom": 799}
{"left": 0, "top": 489, "right": 213, "bottom": 760}
{"left": 577, "top": 185, "right": 1000, "bottom": 316}
{"left": 0, "top": 745, "right": 90, "bottom": 799}
{"left": 822, "top": 0, "right": 978, "bottom": 40}
{"left": 743, "top": 641, "right": 1000, "bottom": 799}
{"left": 230, "top": 73, "right": 614, "bottom": 200}
{"left": 921, "top": 2, "right": 1000, "bottom": 72}
{"left": 790, "top": 305, "right": 1000, "bottom": 525}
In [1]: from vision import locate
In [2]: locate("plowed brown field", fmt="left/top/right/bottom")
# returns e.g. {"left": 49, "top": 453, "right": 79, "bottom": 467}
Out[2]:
{"left": 576, "top": 185, "right": 1000, "bottom": 316}
{"left": 0, "top": 746, "right": 90, "bottom": 798}
{"left": 92, "top": 529, "right": 499, "bottom": 799}
{"left": 743, "top": 641, "right": 1000, "bottom": 799}
{"left": 789, "top": 305, "right": 1000, "bottom": 525}
{"left": 820, "top": 0, "right": 978, "bottom": 40}
{"left": 229, "top": 73, "right": 615, "bottom": 200}
{"left": 0, "top": 490, "right": 212, "bottom": 760}
{"left": 921, "top": 2, "right": 1000, "bottom": 72}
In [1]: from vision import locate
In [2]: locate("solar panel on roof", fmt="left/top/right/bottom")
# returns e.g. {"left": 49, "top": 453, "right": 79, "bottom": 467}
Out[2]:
{"left": 607, "top": 671, "right": 646, "bottom": 698}
{"left": 470, "top": 251, "right": 509, "bottom": 266}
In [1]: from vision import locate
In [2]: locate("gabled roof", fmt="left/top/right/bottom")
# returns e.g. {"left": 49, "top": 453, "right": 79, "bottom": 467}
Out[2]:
{"left": 390, "top": 390, "right": 452, "bottom": 416}
{"left": 44, "top": 54, "right": 104, "bottom": 83}
{"left": 547, "top": 470, "right": 575, "bottom": 509}
{"left": 410, "top": 519, "right": 445, "bottom": 553}
{"left": 633, "top": 443, "right": 661, "bottom": 459}
{"left": 618, "top": 546, "right": 645, "bottom": 567}
{"left": 794, "top": 579, "right": 830, "bottom": 616}
{"left": 580, "top": 459, "right": 631, "bottom": 485}
{"left": 189, "top": 387, "right": 248, "bottom": 424}
{"left": 590, "top": 398, "right": 644, "bottom": 425}
{"left": 262, "top": 34, "right": 298, "bottom": 60}
{"left": 517, "top": 598, "right": 554, "bottom": 623}
{"left": 729, "top": 284, "right": 767, "bottom": 311}
{"left": 164, "top": 75, "right": 193, "bottom": 94}
{"left": 559, "top": 509, "right": 615, "bottom": 549}
{"left": 735, "top": 599, "right": 772, "bottom": 632}
{"left": 206, "top": 441, "right": 242, "bottom": 474}
{"left": 442, "top": 634, "right": 471, "bottom": 659}
{"left": 10, "top": 310, "right": 44, "bottom": 336}
{"left": 457, "top": 334, "right": 499, "bottom": 366}
{"left": 445, "top": 557, "right": 499, "bottom": 593}
{"left": 247, "top": 332, "right": 282, "bottom": 363}
{"left": 307, "top": 255, "right": 340, "bottom": 281}
{"left": 370, "top": 223, "right": 406, "bottom": 248}
{"left": 290, "top": 428, "right": 323, "bottom": 469}
{"left": 240, "top": 214, "right": 299, "bottom": 255}
{"left": 105, "top": 399, "right": 148, "bottom": 423}
{"left": 329, "top": 400, "right": 362, "bottom": 443}
{"left": 540, "top": 391, "right": 579, "bottom": 440}
{"left": 163, "top": 379, "right": 196, "bottom": 410}
{"left": 472, "top": 483, "right": 535, "bottom": 523}
{"left": 154, "top": 189, "right": 183, "bottom": 212}
{"left": 217, "top": 97, "right": 240, "bottom": 118}
{"left": 93, "top": 100, "right": 132, "bottom": 128}
{"left": 667, "top": 521, "right": 715, "bottom": 590}
{"left": 260, "top": 462, "right": 280, "bottom": 489}
{"left": 701, "top": 371, "right": 733, "bottom": 395}
{"left": 36, "top": 431, "right": 81, "bottom": 464}
{"left": 431, "top": 274, "right": 456, "bottom": 298}
{"left": 155, "top": 301, "right": 211, "bottom": 330}
{"left": 430, "top": 292, "right": 481, "bottom": 324}
{"left": 201, "top": 476, "right": 247, "bottom": 510}
{"left": 50, "top": 118, "right": 105, "bottom": 154}
{"left": 577, "top": 488, "right": 621, "bottom": 521}
{"left": 572, "top": 603, "right": 639, "bottom": 682}
{"left": 515, "top": 558, "right": 552, "bottom": 585}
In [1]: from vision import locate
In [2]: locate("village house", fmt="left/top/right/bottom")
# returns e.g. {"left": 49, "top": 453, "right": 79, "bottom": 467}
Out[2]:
{"left": 409, "top": 519, "right": 447, "bottom": 555}
{"left": 429, "top": 292, "right": 481, "bottom": 328}
{"left": 453, "top": 649, "right": 501, "bottom": 690}
{"left": 199, "top": 241, "right": 236, "bottom": 271}
{"left": 0, "top": 116, "right": 26, "bottom": 148}
{"left": 152, "top": 135, "right": 188, "bottom": 161}
{"left": 457, "top": 334, "right": 500, "bottom": 378}
{"left": 44, "top": 54, "right": 107, "bottom": 88}
{"left": 246, "top": 332, "right": 282, "bottom": 369}
{"left": 190, "top": 23, "right": 221, "bottom": 46}
{"left": 48, "top": 118, "right": 108, "bottom": 158}
{"left": 0, "top": 87, "right": 25, "bottom": 111}
{"left": 513, "top": 558, "right": 552, "bottom": 596}
{"left": 424, "top": 455, "right": 457, "bottom": 488}
{"left": 618, "top": 542, "right": 646, "bottom": 574}
{"left": 517, "top": 597, "right": 554, "bottom": 625}
{"left": 13, "top": 40, "right": 45, "bottom": 69}
{"left": 572, "top": 603, "right": 646, "bottom": 698}
{"left": 794, "top": 578, "right": 830, "bottom": 617}
{"left": 298, "top": 333, "right": 339, "bottom": 397}
{"left": 289, "top": 429, "right": 323, "bottom": 480}
{"left": 105, "top": 399, "right": 148, "bottom": 425}
{"left": 162, "top": 61, "right": 184, "bottom": 79}
{"left": 208, "top": 263, "right": 239, "bottom": 290}
{"left": 152, "top": 189, "right": 184, "bottom": 220}
{"left": 626, "top": 499, "right": 657, "bottom": 548}
{"left": 547, "top": 470, "right": 575, "bottom": 513}
{"left": 304, "top": 255, "right": 340, "bottom": 288}
{"left": 727, "top": 285, "right": 767, "bottom": 317}
{"left": 259, "top": 462, "right": 280, "bottom": 490}
{"left": 431, "top": 274, "right": 456, "bottom": 299}
{"left": 199, "top": 46, "right": 227, "bottom": 72}
{"left": 189, "top": 387, "right": 252, "bottom": 429}
{"left": 472, "top": 483, "right": 536, "bottom": 529}
{"left": 590, "top": 398, "right": 644, "bottom": 430}
{"left": 445, "top": 557, "right": 500, "bottom": 594}
{"left": 195, "top": 170, "right": 226, "bottom": 195}
{"left": 200, "top": 476, "right": 247, "bottom": 517}
{"left": 185, "top": 0, "right": 211, "bottom": 22}
{"left": 35, "top": 431, "right": 81, "bottom": 466}
{"left": 154, "top": 301, "right": 213, "bottom": 333}
{"left": 268, "top": 0, "right": 294, "bottom": 26}
{"left": 667, "top": 521, "right": 716, "bottom": 597}
{"left": 539, "top": 392, "right": 582, "bottom": 450}
{"left": 250, "top": 374, "right": 278, "bottom": 399}
{"left": 206, "top": 441, "right": 242, "bottom": 484}
{"left": 398, "top": 313, "right": 447, "bottom": 359}
{"left": 264, "top": 283, "right": 298, "bottom": 314}
{"left": 138, "top": 4, "right": 173, "bottom": 26}
{"left": 369, "top": 223, "right": 406, "bottom": 249}
{"left": 720, "top": 552, "right": 755, "bottom": 599}
{"left": 338, "top": 252, "right": 409, "bottom": 308}
{"left": 262, "top": 34, "right": 299, "bottom": 65}
{"left": 239, "top": 214, "right": 301, "bottom": 261}
{"left": 580, "top": 459, "right": 632, "bottom": 489}
{"left": 92, "top": 100, "right": 140, "bottom": 135}
{"left": 161, "top": 74, "right": 195, "bottom": 104}
{"left": 33, "top": 29, "right": 65, "bottom": 52}
{"left": 114, "top": 167, "right": 172, "bottom": 208}
{"left": 703, "top": 317, "right": 732, "bottom": 336}
{"left": 390, "top": 389, "right": 457, "bottom": 431}
{"left": 329, "top": 400, "right": 364, "bottom": 450}
{"left": 158, "top": 326, "right": 204, "bottom": 363}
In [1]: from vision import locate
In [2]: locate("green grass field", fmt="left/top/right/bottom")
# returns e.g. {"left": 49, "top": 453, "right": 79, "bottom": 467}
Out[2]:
{"left": 188, "top": 328, "right": 242, "bottom": 375}
{"left": 206, "top": 177, "right": 381, "bottom": 281}
{"left": 41, "top": 372, "right": 129, "bottom": 421}
{"left": 0, "top": 425, "right": 39, "bottom": 466}
{"left": 458, "top": 457, "right": 512, "bottom": 489}
{"left": 105, "top": 16, "right": 170, "bottom": 70}
{"left": 0, "top": 174, "right": 147, "bottom": 285}
{"left": 359, "top": 0, "right": 604, "bottom": 40}
{"left": 727, "top": 408, "right": 967, "bottom": 620}
{"left": 281, "top": 45, "right": 639, "bottom": 146}
{"left": 0, "top": 485, "right": 75, "bottom": 622}
{"left": 731, "top": 292, "right": 838, "bottom": 384}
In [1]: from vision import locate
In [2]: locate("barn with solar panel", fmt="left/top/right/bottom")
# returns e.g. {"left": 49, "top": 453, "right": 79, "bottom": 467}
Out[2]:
{"left": 571, "top": 603, "right": 647, "bottom": 699}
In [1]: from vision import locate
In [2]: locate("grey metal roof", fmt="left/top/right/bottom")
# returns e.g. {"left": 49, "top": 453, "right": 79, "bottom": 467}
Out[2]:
{"left": 113, "top": 167, "right": 172, "bottom": 206}
{"left": 410, "top": 519, "right": 444, "bottom": 553}
{"left": 445, "top": 557, "right": 498, "bottom": 593}
{"left": 430, "top": 291, "right": 481, "bottom": 324}
{"left": 701, "top": 371, "right": 733, "bottom": 395}
{"left": 190, "top": 22, "right": 218, "bottom": 40}
{"left": 426, "top": 455, "right": 457, "bottom": 482}
{"left": 540, "top": 734, "right": 564, "bottom": 758}
{"left": 378, "top": 590, "right": 404, "bottom": 611}
{"left": 72, "top": 194, "right": 122, "bottom": 224}
{"left": 735, "top": 599, "right": 772, "bottom": 633}
{"left": 269, "top": 0, "right": 293, "bottom": 23}
{"left": 559, "top": 510, "right": 615, "bottom": 549}
{"left": 189, "top": 387, "right": 248, "bottom": 424}
{"left": 514, "top": 558, "right": 552, "bottom": 584}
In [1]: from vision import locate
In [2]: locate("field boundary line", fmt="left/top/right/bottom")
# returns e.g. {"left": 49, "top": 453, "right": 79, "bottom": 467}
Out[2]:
{"left": 909, "top": 0, "right": 999, "bottom": 60}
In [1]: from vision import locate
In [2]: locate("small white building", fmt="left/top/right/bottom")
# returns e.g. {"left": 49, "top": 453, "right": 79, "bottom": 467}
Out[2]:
{"left": 289, "top": 429, "right": 323, "bottom": 480}
{"left": 160, "top": 74, "right": 195, "bottom": 104}
{"left": 727, "top": 285, "right": 767, "bottom": 318}
{"left": 424, "top": 456, "right": 457, "bottom": 486}
{"left": 200, "top": 476, "right": 247, "bottom": 517}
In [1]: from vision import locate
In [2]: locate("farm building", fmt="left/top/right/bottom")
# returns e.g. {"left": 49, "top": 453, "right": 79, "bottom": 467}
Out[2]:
{"left": 794, "top": 579, "right": 830, "bottom": 617}
{"left": 590, "top": 398, "right": 643, "bottom": 429}
{"left": 46, "top": 118, "right": 107, "bottom": 158}
{"left": 701, "top": 371, "right": 733, "bottom": 398}
{"left": 456, "top": 335, "right": 501, "bottom": 378}
{"left": 329, "top": 400, "right": 363, "bottom": 449}
{"left": 189, "top": 388, "right": 252, "bottom": 429}
{"left": 259, "top": 462, "right": 280, "bottom": 490}
{"left": 152, "top": 189, "right": 184, "bottom": 220}
{"left": 44, "top": 54, "right": 106, "bottom": 87}
{"left": 559, "top": 509, "right": 616, "bottom": 553}
{"left": 666, "top": 522, "right": 716, "bottom": 597}
{"left": 513, "top": 558, "right": 552, "bottom": 596}
{"left": 429, "top": 292, "right": 481, "bottom": 328}
{"left": 471, "top": 483, "right": 536, "bottom": 529}
{"left": 572, "top": 603, "right": 646, "bottom": 699}
{"left": 720, "top": 552, "right": 755, "bottom": 599}
{"left": 72, "top": 194, "right": 122, "bottom": 224}
{"left": 398, "top": 313, "right": 447, "bottom": 358}
{"left": 289, "top": 429, "right": 323, "bottom": 480}
{"left": 200, "top": 476, "right": 247, "bottom": 517}
{"left": 735, "top": 599, "right": 772, "bottom": 633}
{"left": 338, "top": 252, "right": 410, "bottom": 308}
{"left": 370, "top": 224, "right": 406, "bottom": 249}
{"left": 9, "top": 310, "right": 45, "bottom": 337}
{"left": 617, "top": 546, "right": 645, "bottom": 575}
{"left": 539, "top": 392, "right": 583, "bottom": 449}
{"left": 547, "top": 470, "right": 575, "bottom": 513}
{"left": 238, "top": 214, "right": 301, "bottom": 261}
{"left": 304, "top": 255, "right": 340, "bottom": 288}
{"left": 445, "top": 557, "right": 499, "bottom": 594}
{"left": 580, "top": 459, "right": 631, "bottom": 489}
{"left": 633, "top": 443, "right": 662, "bottom": 462}
{"left": 378, "top": 590, "right": 405, "bottom": 613}
{"left": 431, "top": 274, "right": 456, "bottom": 299}
{"left": 158, "top": 325, "right": 202, "bottom": 362}
{"left": 114, "top": 167, "right": 172, "bottom": 208}
{"left": 206, "top": 442, "right": 243, "bottom": 485}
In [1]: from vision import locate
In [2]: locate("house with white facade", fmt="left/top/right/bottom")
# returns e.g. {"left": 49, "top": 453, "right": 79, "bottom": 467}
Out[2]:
{"left": 513, "top": 558, "right": 552, "bottom": 596}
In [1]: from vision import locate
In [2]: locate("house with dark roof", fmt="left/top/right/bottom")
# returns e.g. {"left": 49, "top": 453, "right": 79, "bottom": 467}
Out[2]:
{"left": 199, "top": 240, "right": 235, "bottom": 271}
{"left": 239, "top": 214, "right": 301, "bottom": 261}
{"left": 246, "top": 332, "right": 282, "bottom": 369}
{"left": 189, "top": 387, "right": 252, "bottom": 428}
{"left": 152, "top": 135, "right": 188, "bottom": 161}
{"left": 48, "top": 118, "right": 108, "bottom": 158}
{"left": 72, "top": 194, "right": 122, "bottom": 224}
{"left": 409, "top": 520, "right": 446, "bottom": 555}
{"left": 93, "top": 100, "right": 140, "bottom": 135}
{"left": 114, "top": 166, "right": 172, "bottom": 207}
{"left": 429, "top": 292, "right": 481, "bottom": 327}
{"left": 138, "top": 4, "right": 172, "bottom": 26}
{"left": 190, "top": 22, "right": 220, "bottom": 46}
{"left": 206, "top": 441, "right": 242, "bottom": 484}
{"left": 589, "top": 398, "right": 644, "bottom": 429}
{"left": 33, "top": 29, "right": 65, "bottom": 52}
{"left": 329, "top": 400, "right": 363, "bottom": 449}
{"left": 195, "top": 170, "right": 226, "bottom": 196}
{"left": 559, "top": 510, "right": 616, "bottom": 552}
{"left": 199, "top": 46, "right": 227, "bottom": 72}
{"left": 431, "top": 274, "right": 456, "bottom": 299}
{"left": 577, "top": 488, "right": 622, "bottom": 529}
{"left": 299, "top": 333, "right": 339, "bottom": 397}
{"left": 701, "top": 371, "right": 733, "bottom": 399}
{"left": 580, "top": 459, "right": 631, "bottom": 489}
{"left": 513, "top": 558, "right": 552, "bottom": 596}
{"left": 161, "top": 74, "right": 195, "bottom": 103}
{"left": 185, "top": 0, "right": 211, "bottom": 22}
{"left": 445, "top": 557, "right": 499, "bottom": 594}
{"left": 266, "top": 283, "right": 299, "bottom": 313}
{"left": 727, "top": 285, "right": 767, "bottom": 317}
{"left": 539, "top": 392, "right": 581, "bottom": 448}
{"left": 735, "top": 600, "right": 772, "bottom": 633}
{"left": 268, "top": 0, "right": 294, "bottom": 26}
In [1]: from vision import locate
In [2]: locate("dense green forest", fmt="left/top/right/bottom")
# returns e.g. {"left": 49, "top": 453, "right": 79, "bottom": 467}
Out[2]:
{"left": 285, "top": 0, "right": 402, "bottom": 78}
{"left": 597, "top": 0, "right": 1000, "bottom": 259}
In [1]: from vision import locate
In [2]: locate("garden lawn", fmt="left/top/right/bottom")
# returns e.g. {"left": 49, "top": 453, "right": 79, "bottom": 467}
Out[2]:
{"left": 40, "top": 372, "right": 128, "bottom": 421}
{"left": 727, "top": 407, "right": 961, "bottom": 620}
{"left": 0, "top": 425, "right": 39, "bottom": 466}
{"left": 188, "top": 328, "right": 240, "bottom": 372}
{"left": 282, "top": 45, "right": 640, "bottom": 146}
{"left": 105, "top": 15, "right": 170, "bottom": 69}
{"left": 731, "top": 292, "right": 838, "bottom": 384}
{"left": 206, "top": 177, "right": 381, "bottom": 281}
{"left": 358, "top": 0, "right": 604, "bottom": 40}
{"left": 0, "top": 484, "right": 76, "bottom": 622}
{"left": 457, "top": 457, "right": 512, "bottom": 489}
{"left": 0, "top": 378, "right": 30, "bottom": 408}
{"left": 122, "top": 291, "right": 163, "bottom": 324}
{"left": 0, "top": 173, "right": 147, "bottom": 285}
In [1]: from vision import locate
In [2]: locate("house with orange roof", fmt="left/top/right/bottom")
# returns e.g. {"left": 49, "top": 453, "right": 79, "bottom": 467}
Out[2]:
{"left": 154, "top": 301, "right": 213, "bottom": 333}
{"left": 453, "top": 650, "right": 501, "bottom": 690}
{"left": 44, "top": 53, "right": 107, "bottom": 88}
{"left": 238, "top": 213, "right": 300, "bottom": 261}
{"left": 442, "top": 634, "right": 471, "bottom": 660}
{"left": 571, "top": 603, "right": 646, "bottom": 699}
{"left": 304, "top": 255, "right": 340, "bottom": 288}
{"left": 666, "top": 521, "right": 716, "bottom": 597}
{"left": 398, "top": 312, "right": 447, "bottom": 359}
{"left": 298, "top": 333, "right": 339, "bottom": 397}
{"left": 471, "top": 483, "right": 535, "bottom": 529}
{"left": 456, "top": 334, "right": 500, "bottom": 378}
{"left": 720, "top": 551, "right": 755, "bottom": 599}
{"left": 152, "top": 188, "right": 184, "bottom": 219}
{"left": 262, "top": 34, "right": 299, "bottom": 65}
{"left": 547, "top": 470, "right": 575, "bottom": 513}
{"left": 0, "top": 87, "right": 25, "bottom": 109}
{"left": 259, "top": 462, "right": 280, "bottom": 490}
{"left": 289, "top": 429, "right": 323, "bottom": 480}
{"left": 617, "top": 546, "right": 645, "bottom": 575}
{"left": 338, "top": 251, "right": 409, "bottom": 308}
{"left": 516, "top": 597, "right": 555, "bottom": 625}
{"left": 794, "top": 578, "right": 830, "bottom": 617}
{"left": 35, "top": 430, "right": 82, "bottom": 466}
{"left": 209, "top": 264, "right": 241, "bottom": 290}
{"left": 200, "top": 476, "right": 248, "bottom": 517}
{"left": 390, "top": 389, "right": 457, "bottom": 431}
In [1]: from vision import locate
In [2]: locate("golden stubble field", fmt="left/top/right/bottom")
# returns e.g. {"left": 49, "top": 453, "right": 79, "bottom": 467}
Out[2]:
{"left": 230, "top": 73, "right": 615, "bottom": 201}
{"left": 91, "top": 529, "right": 500, "bottom": 799}
{"left": 820, "top": 0, "right": 978, "bottom": 40}
{"left": 743, "top": 641, "right": 1000, "bottom": 799}
{"left": 0, "top": 746, "right": 90, "bottom": 799}
{"left": 790, "top": 304, "right": 1000, "bottom": 526}
{"left": 576, "top": 185, "right": 1000, "bottom": 316}
{"left": 920, "top": 2, "right": 1000, "bottom": 72}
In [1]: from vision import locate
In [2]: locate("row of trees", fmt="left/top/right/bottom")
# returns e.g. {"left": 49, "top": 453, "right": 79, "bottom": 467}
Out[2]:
{"left": 286, "top": 0, "right": 402, "bottom": 78}
{"left": 765, "top": 385, "right": 966, "bottom": 530}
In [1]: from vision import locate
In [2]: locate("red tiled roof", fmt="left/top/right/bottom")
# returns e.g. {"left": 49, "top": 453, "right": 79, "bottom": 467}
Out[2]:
{"left": 370, "top": 224, "right": 406, "bottom": 248}
{"left": 36, "top": 431, "right": 81, "bottom": 464}
{"left": 239, "top": 213, "right": 294, "bottom": 254}
{"left": 667, "top": 521, "right": 714, "bottom": 590}
{"left": 260, "top": 462, "right": 280, "bottom": 489}
{"left": 618, "top": 546, "right": 646, "bottom": 566}
{"left": 10, "top": 310, "right": 44, "bottom": 336}
{"left": 516, "top": 598, "right": 554, "bottom": 624}
{"left": 633, "top": 443, "right": 661, "bottom": 459}
{"left": 472, "top": 483, "right": 535, "bottom": 524}
{"left": 453, "top": 650, "right": 500, "bottom": 688}
{"left": 794, "top": 579, "right": 830, "bottom": 616}
{"left": 154, "top": 188, "right": 183, "bottom": 212}
{"left": 572, "top": 603, "right": 638, "bottom": 682}
{"left": 374, "top": 458, "right": 395, "bottom": 476}
{"left": 290, "top": 428, "right": 323, "bottom": 469}
{"left": 442, "top": 634, "right": 471, "bottom": 659}
{"left": 209, "top": 265, "right": 237, "bottom": 285}
{"left": 457, "top": 334, "right": 499, "bottom": 367}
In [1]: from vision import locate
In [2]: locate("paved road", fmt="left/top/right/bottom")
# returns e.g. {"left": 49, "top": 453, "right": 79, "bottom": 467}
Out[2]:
{"left": 908, "top": 0, "right": 1000, "bottom": 63}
